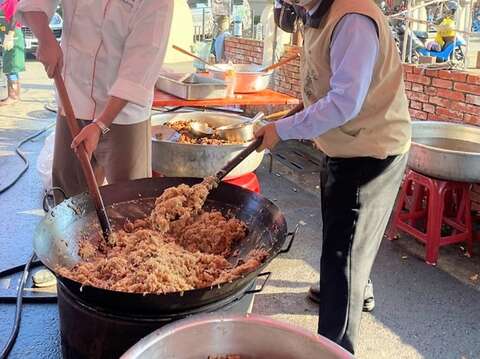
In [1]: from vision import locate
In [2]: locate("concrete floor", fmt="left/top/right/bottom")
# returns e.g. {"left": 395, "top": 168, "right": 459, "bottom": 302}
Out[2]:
{"left": 0, "top": 61, "right": 479, "bottom": 359}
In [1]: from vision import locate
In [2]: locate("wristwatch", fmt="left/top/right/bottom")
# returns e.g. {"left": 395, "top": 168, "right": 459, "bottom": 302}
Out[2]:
{"left": 93, "top": 118, "right": 110, "bottom": 136}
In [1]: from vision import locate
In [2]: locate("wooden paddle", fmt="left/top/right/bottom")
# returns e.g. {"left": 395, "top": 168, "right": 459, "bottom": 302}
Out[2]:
{"left": 172, "top": 44, "right": 223, "bottom": 71}
{"left": 264, "top": 109, "right": 291, "bottom": 121}
{"left": 53, "top": 73, "right": 112, "bottom": 240}
{"left": 261, "top": 53, "right": 300, "bottom": 73}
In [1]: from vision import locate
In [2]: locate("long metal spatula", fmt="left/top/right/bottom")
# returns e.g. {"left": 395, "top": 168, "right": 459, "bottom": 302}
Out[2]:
{"left": 53, "top": 73, "right": 112, "bottom": 240}
{"left": 215, "top": 137, "right": 263, "bottom": 182}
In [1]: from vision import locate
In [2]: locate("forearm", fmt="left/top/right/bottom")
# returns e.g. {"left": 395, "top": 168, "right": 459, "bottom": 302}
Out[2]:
{"left": 286, "top": 103, "right": 304, "bottom": 117}
{"left": 97, "top": 96, "right": 128, "bottom": 127}
{"left": 275, "top": 93, "right": 352, "bottom": 140}
{"left": 22, "top": 12, "right": 55, "bottom": 43}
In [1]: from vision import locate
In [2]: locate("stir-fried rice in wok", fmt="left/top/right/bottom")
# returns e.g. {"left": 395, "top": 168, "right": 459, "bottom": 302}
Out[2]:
{"left": 58, "top": 178, "right": 268, "bottom": 294}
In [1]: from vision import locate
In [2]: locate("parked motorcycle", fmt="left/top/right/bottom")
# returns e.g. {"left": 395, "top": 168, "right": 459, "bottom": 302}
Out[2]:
{"left": 390, "top": 22, "right": 425, "bottom": 62}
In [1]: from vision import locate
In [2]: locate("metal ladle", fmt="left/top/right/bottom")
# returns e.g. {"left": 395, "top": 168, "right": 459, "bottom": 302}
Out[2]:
{"left": 189, "top": 112, "right": 265, "bottom": 141}
{"left": 216, "top": 112, "right": 265, "bottom": 142}
{"left": 189, "top": 121, "right": 214, "bottom": 138}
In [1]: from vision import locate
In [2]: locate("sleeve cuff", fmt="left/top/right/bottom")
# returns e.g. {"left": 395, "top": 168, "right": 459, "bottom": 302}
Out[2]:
{"left": 275, "top": 116, "right": 295, "bottom": 141}
{"left": 16, "top": 1, "right": 56, "bottom": 24}
{"left": 109, "top": 78, "right": 152, "bottom": 107}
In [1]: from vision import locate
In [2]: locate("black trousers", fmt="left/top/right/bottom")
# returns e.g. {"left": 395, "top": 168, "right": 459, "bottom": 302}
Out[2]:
{"left": 318, "top": 153, "right": 407, "bottom": 354}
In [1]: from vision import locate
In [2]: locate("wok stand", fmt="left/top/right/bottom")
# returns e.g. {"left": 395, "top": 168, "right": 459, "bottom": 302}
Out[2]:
{"left": 58, "top": 278, "right": 258, "bottom": 359}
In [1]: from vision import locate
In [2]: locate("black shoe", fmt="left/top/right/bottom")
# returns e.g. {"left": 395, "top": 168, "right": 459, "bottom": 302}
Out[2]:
{"left": 308, "top": 284, "right": 321, "bottom": 303}
{"left": 308, "top": 280, "right": 375, "bottom": 312}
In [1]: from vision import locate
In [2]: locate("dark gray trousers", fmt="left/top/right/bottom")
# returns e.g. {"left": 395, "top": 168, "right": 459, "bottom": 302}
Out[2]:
{"left": 318, "top": 153, "right": 407, "bottom": 354}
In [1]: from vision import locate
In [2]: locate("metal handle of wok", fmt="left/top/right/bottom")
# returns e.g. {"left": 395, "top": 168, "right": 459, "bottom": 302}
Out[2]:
{"left": 216, "top": 137, "right": 263, "bottom": 182}
{"left": 0, "top": 259, "right": 58, "bottom": 304}
{"left": 245, "top": 272, "right": 272, "bottom": 295}
{"left": 279, "top": 224, "right": 300, "bottom": 254}
{"left": 0, "top": 293, "right": 58, "bottom": 304}
{"left": 42, "top": 187, "right": 68, "bottom": 212}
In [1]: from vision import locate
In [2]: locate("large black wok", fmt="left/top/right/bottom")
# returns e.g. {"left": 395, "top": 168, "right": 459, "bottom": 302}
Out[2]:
{"left": 34, "top": 177, "right": 295, "bottom": 316}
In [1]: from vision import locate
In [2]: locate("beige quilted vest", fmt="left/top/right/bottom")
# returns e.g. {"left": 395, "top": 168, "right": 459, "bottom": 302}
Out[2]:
{"left": 301, "top": 0, "right": 411, "bottom": 159}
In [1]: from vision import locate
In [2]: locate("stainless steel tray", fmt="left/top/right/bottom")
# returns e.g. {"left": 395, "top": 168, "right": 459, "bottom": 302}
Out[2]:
{"left": 155, "top": 73, "right": 227, "bottom": 100}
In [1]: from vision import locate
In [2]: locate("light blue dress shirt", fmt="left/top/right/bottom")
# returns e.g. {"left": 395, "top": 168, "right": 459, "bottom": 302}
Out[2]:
{"left": 275, "top": 14, "right": 380, "bottom": 141}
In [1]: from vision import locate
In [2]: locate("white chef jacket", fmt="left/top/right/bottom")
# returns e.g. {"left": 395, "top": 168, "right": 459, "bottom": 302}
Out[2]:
{"left": 16, "top": 0, "right": 173, "bottom": 125}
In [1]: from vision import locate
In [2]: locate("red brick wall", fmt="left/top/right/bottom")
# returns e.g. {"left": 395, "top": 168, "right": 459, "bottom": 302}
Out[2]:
{"left": 224, "top": 37, "right": 264, "bottom": 65}
{"left": 403, "top": 64, "right": 480, "bottom": 126}
{"left": 224, "top": 38, "right": 480, "bottom": 212}
{"left": 273, "top": 45, "right": 302, "bottom": 98}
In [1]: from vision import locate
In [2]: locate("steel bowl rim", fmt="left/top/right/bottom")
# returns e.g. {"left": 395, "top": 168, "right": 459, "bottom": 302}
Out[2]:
{"left": 151, "top": 110, "right": 252, "bottom": 124}
{"left": 410, "top": 141, "right": 480, "bottom": 157}
{"left": 120, "top": 313, "right": 354, "bottom": 359}
{"left": 151, "top": 111, "right": 260, "bottom": 147}
{"left": 411, "top": 121, "right": 480, "bottom": 156}
{"left": 207, "top": 64, "right": 273, "bottom": 76}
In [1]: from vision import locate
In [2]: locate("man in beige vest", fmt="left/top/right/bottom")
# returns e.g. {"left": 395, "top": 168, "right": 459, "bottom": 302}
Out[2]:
{"left": 256, "top": 0, "right": 411, "bottom": 354}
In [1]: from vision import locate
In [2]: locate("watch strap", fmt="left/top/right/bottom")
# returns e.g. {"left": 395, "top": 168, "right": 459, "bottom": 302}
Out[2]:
{"left": 93, "top": 119, "right": 110, "bottom": 135}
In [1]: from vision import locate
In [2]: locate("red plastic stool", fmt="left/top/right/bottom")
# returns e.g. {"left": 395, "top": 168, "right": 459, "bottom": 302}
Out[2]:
{"left": 224, "top": 172, "right": 261, "bottom": 193}
{"left": 152, "top": 171, "right": 261, "bottom": 194}
{"left": 389, "top": 170, "right": 473, "bottom": 265}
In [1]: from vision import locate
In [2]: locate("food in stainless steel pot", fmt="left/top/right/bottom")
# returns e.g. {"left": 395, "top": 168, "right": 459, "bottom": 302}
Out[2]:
{"left": 57, "top": 179, "right": 269, "bottom": 295}
{"left": 164, "top": 120, "right": 244, "bottom": 145}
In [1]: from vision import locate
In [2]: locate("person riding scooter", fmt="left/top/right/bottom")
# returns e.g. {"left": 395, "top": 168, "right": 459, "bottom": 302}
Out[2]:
{"left": 417, "top": 1, "right": 466, "bottom": 63}
{"left": 426, "top": 1, "right": 458, "bottom": 52}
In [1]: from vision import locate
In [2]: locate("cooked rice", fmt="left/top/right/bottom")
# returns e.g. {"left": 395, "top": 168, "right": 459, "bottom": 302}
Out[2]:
{"left": 150, "top": 176, "right": 218, "bottom": 234}
{"left": 59, "top": 179, "right": 268, "bottom": 294}
{"left": 164, "top": 120, "right": 243, "bottom": 145}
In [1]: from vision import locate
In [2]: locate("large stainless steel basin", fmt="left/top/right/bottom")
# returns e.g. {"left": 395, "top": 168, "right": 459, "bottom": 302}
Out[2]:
{"left": 409, "top": 121, "right": 480, "bottom": 182}
{"left": 151, "top": 112, "right": 265, "bottom": 179}
{"left": 207, "top": 64, "right": 273, "bottom": 93}
{"left": 120, "top": 314, "right": 353, "bottom": 359}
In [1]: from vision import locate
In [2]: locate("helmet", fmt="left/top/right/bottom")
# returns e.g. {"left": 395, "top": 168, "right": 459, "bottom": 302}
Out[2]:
{"left": 446, "top": 0, "right": 458, "bottom": 11}
{"left": 445, "top": 0, "right": 458, "bottom": 16}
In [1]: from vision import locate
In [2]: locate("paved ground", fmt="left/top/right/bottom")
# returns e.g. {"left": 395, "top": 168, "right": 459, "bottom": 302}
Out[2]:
{"left": 0, "top": 61, "right": 479, "bottom": 358}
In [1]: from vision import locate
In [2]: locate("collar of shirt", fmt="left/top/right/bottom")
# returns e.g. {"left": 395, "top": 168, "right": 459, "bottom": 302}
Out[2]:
{"left": 305, "top": 0, "right": 335, "bottom": 28}
{"left": 308, "top": 1, "right": 322, "bottom": 16}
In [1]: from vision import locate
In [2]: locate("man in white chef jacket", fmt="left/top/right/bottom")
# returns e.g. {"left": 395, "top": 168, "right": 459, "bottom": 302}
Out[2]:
{"left": 16, "top": 0, "right": 173, "bottom": 201}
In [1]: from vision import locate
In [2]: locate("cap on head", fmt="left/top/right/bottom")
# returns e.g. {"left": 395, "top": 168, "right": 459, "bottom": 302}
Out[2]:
{"left": 445, "top": 0, "right": 458, "bottom": 16}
